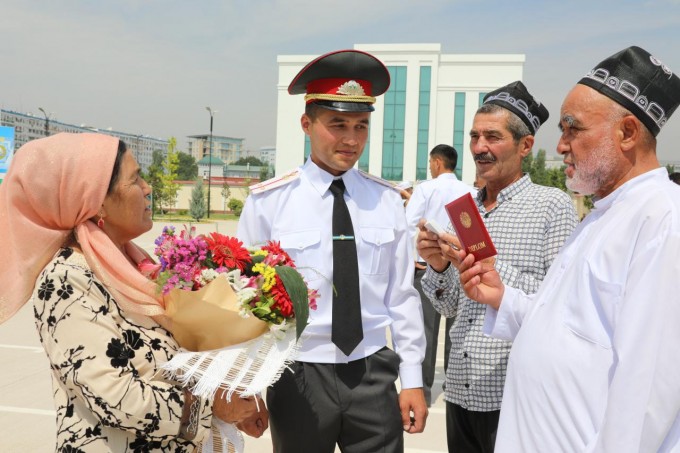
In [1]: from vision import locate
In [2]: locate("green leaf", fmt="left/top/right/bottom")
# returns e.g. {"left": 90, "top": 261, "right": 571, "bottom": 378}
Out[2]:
{"left": 275, "top": 266, "right": 310, "bottom": 340}
{"left": 252, "top": 306, "right": 271, "bottom": 316}
{"left": 250, "top": 254, "right": 265, "bottom": 264}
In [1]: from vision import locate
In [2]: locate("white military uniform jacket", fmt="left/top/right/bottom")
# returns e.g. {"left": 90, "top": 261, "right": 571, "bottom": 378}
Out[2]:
{"left": 237, "top": 159, "right": 426, "bottom": 388}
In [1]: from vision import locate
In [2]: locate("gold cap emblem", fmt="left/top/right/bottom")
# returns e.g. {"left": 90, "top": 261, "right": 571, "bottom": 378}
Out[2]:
{"left": 460, "top": 212, "right": 472, "bottom": 228}
{"left": 337, "top": 80, "right": 366, "bottom": 96}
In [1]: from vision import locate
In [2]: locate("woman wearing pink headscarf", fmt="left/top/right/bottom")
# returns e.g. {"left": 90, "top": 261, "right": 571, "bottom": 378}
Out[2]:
{"left": 0, "top": 133, "right": 268, "bottom": 451}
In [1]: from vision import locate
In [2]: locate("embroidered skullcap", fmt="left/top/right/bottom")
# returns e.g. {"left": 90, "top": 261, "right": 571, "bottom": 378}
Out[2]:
{"left": 578, "top": 46, "right": 680, "bottom": 137}
{"left": 482, "top": 81, "right": 549, "bottom": 135}
{"left": 288, "top": 49, "right": 390, "bottom": 113}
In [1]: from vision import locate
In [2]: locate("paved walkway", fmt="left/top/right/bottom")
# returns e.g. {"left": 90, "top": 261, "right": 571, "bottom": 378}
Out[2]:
{"left": 0, "top": 220, "right": 449, "bottom": 452}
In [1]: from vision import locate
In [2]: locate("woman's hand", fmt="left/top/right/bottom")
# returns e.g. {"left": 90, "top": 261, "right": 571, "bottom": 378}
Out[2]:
{"left": 235, "top": 402, "right": 269, "bottom": 438}
{"left": 212, "top": 392, "right": 259, "bottom": 424}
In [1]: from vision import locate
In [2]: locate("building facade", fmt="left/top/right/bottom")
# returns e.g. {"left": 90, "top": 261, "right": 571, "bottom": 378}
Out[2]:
{"left": 275, "top": 43, "right": 525, "bottom": 184}
{"left": 259, "top": 146, "right": 276, "bottom": 168}
{"left": 197, "top": 155, "right": 226, "bottom": 181}
{"left": 0, "top": 109, "right": 168, "bottom": 174}
{"left": 188, "top": 135, "right": 246, "bottom": 165}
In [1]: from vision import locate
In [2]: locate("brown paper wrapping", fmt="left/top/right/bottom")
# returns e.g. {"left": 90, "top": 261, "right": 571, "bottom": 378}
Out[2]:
{"left": 164, "top": 276, "right": 269, "bottom": 352}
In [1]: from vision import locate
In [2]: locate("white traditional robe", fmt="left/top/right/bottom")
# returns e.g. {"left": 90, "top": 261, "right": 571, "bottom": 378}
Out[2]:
{"left": 485, "top": 168, "right": 680, "bottom": 452}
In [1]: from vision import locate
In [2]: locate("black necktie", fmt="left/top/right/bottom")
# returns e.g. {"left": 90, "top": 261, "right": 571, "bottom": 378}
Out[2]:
{"left": 329, "top": 179, "right": 363, "bottom": 355}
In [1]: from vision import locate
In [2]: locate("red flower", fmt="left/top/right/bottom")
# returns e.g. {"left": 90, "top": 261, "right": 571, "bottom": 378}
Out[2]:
{"left": 205, "top": 233, "right": 252, "bottom": 271}
{"left": 262, "top": 241, "right": 295, "bottom": 267}
{"left": 270, "top": 275, "right": 294, "bottom": 318}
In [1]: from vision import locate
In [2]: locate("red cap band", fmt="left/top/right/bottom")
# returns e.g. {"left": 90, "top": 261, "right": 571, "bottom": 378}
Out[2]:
{"left": 305, "top": 78, "right": 372, "bottom": 97}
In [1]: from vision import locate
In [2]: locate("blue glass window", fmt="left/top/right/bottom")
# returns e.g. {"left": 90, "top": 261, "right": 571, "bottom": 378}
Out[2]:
{"left": 453, "top": 92, "right": 466, "bottom": 178}
{"left": 382, "top": 66, "right": 407, "bottom": 181}
{"left": 416, "top": 66, "right": 431, "bottom": 180}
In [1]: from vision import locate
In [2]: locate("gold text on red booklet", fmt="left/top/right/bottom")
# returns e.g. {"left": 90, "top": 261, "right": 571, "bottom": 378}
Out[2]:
{"left": 468, "top": 241, "right": 487, "bottom": 252}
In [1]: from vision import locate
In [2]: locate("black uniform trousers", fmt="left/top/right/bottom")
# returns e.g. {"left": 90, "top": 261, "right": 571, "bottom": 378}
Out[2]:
{"left": 267, "top": 347, "right": 404, "bottom": 453}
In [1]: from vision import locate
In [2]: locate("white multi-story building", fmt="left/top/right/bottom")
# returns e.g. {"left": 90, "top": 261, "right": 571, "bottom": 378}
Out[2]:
{"left": 275, "top": 43, "right": 525, "bottom": 184}
{"left": 259, "top": 146, "right": 276, "bottom": 168}
{"left": 0, "top": 109, "right": 168, "bottom": 174}
{"left": 187, "top": 135, "right": 245, "bottom": 165}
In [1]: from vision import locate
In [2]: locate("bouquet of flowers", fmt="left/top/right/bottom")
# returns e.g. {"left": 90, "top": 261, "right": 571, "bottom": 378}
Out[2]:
{"left": 142, "top": 225, "right": 318, "bottom": 345}
{"left": 139, "top": 226, "right": 318, "bottom": 452}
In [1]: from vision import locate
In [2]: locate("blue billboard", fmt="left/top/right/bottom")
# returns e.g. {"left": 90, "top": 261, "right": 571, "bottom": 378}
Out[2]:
{"left": 0, "top": 126, "right": 15, "bottom": 183}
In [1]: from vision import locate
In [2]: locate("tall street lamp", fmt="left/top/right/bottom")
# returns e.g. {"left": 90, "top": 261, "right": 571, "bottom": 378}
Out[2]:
{"left": 38, "top": 107, "right": 51, "bottom": 137}
{"left": 205, "top": 107, "right": 216, "bottom": 218}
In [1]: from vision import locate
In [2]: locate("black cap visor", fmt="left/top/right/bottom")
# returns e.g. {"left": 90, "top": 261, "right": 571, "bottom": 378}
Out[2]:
{"left": 312, "top": 100, "right": 375, "bottom": 113}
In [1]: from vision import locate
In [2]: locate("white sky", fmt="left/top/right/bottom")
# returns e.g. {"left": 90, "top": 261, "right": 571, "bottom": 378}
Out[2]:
{"left": 3, "top": 0, "right": 679, "bottom": 163}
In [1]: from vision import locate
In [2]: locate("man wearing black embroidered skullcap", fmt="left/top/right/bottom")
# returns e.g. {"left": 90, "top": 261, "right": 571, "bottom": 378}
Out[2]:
{"left": 237, "top": 49, "right": 428, "bottom": 452}
{"left": 456, "top": 46, "right": 680, "bottom": 452}
{"left": 415, "top": 80, "right": 578, "bottom": 452}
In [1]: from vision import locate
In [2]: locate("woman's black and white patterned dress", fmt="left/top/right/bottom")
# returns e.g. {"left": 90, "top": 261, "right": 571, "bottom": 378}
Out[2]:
{"left": 32, "top": 248, "right": 212, "bottom": 452}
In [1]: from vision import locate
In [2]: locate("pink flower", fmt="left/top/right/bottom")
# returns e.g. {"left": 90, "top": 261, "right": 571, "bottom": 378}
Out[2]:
{"left": 138, "top": 259, "right": 161, "bottom": 280}
{"left": 307, "top": 289, "right": 319, "bottom": 311}
{"left": 261, "top": 241, "right": 295, "bottom": 267}
{"left": 147, "top": 226, "right": 317, "bottom": 335}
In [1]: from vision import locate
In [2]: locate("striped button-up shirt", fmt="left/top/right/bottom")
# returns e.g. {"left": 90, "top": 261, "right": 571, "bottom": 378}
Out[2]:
{"left": 422, "top": 174, "right": 578, "bottom": 411}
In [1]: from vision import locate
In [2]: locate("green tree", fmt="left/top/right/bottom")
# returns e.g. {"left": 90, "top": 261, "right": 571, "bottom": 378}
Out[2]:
{"left": 532, "top": 149, "right": 548, "bottom": 185}
{"left": 233, "top": 156, "right": 265, "bottom": 166}
{"left": 147, "top": 139, "right": 181, "bottom": 214}
{"left": 221, "top": 181, "right": 231, "bottom": 212}
{"left": 227, "top": 198, "right": 244, "bottom": 216}
{"left": 583, "top": 195, "right": 594, "bottom": 210}
{"left": 522, "top": 151, "right": 534, "bottom": 175}
{"left": 523, "top": 148, "right": 548, "bottom": 185}
{"left": 666, "top": 164, "right": 676, "bottom": 174}
{"left": 146, "top": 150, "right": 165, "bottom": 214}
{"left": 259, "top": 166, "right": 269, "bottom": 181}
{"left": 189, "top": 179, "right": 207, "bottom": 221}
{"left": 545, "top": 166, "right": 567, "bottom": 192}
{"left": 177, "top": 152, "right": 198, "bottom": 180}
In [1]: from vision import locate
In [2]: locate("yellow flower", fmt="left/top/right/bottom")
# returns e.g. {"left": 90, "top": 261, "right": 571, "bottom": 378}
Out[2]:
{"left": 252, "top": 262, "right": 277, "bottom": 291}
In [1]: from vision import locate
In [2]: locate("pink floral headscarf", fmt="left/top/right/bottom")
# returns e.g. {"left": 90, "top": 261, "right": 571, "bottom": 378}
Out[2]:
{"left": 0, "top": 132, "right": 164, "bottom": 324}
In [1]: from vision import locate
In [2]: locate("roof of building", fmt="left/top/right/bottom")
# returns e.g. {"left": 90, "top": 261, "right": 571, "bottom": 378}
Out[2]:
{"left": 187, "top": 134, "right": 245, "bottom": 141}
{"left": 197, "top": 155, "right": 225, "bottom": 165}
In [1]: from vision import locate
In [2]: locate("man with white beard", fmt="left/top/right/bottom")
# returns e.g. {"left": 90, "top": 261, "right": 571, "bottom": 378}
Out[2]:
{"left": 454, "top": 46, "right": 680, "bottom": 452}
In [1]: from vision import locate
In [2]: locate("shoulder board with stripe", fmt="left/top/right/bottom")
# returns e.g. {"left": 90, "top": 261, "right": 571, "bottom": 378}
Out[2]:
{"left": 249, "top": 168, "right": 301, "bottom": 194}
{"left": 358, "top": 169, "right": 400, "bottom": 192}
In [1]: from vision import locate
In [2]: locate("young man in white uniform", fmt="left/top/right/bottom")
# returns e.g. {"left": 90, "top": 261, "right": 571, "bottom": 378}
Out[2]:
{"left": 237, "top": 49, "right": 427, "bottom": 453}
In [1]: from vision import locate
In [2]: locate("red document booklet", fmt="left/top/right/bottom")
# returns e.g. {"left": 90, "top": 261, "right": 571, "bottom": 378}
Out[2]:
{"left": 445, "top": 193, "right": 497, "bottom": 261}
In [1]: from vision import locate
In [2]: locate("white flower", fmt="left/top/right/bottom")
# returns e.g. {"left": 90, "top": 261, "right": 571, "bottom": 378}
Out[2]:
{"left": 198, "top": 268, "right": 220, "bottom": 286}
{"left": 266, "top": 319, "right": 293, "bottom": 340}
{"left": 224, "top": 269, "right": 257, "bottom": 304}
